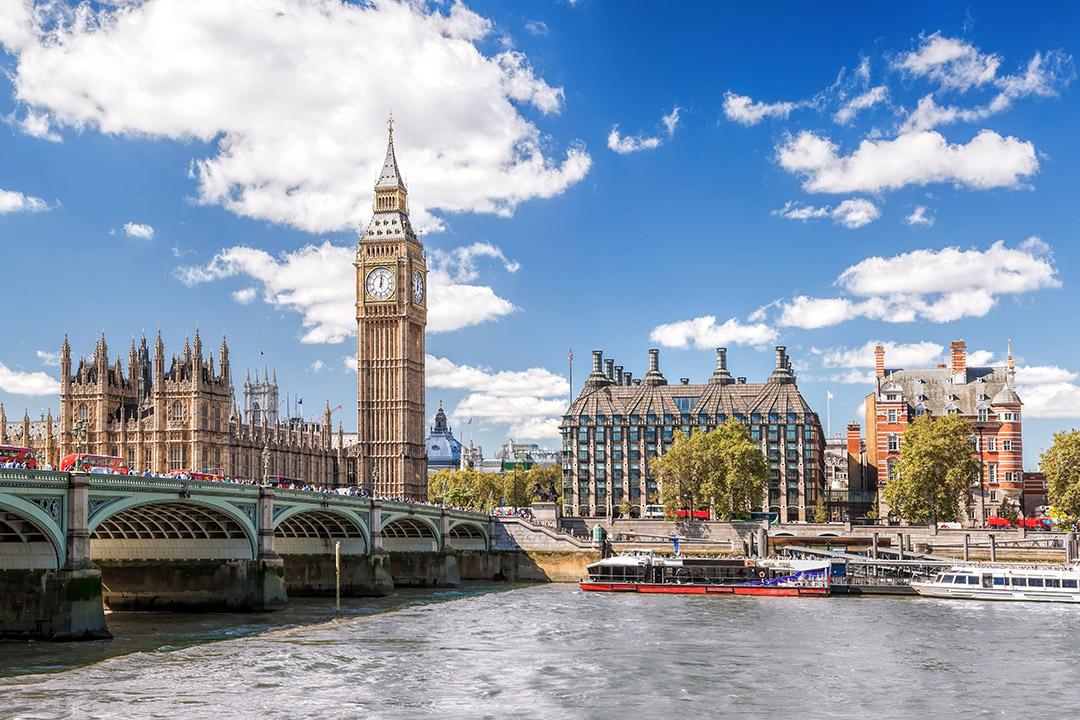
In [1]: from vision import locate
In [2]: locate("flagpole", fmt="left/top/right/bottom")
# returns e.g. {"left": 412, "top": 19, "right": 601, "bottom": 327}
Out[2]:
{"left": 826, "top": 391, "right": 832, "bottom": 437}
{"left": 568, "top": 348, "right": 573, "bottom": 406}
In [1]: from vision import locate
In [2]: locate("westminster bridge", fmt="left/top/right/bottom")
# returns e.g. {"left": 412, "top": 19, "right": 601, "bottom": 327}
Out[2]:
{"left": 0, "top": 469, "right": 500, "bottom": 640}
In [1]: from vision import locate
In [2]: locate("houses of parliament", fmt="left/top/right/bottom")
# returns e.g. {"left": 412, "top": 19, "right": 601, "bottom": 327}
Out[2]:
{"left": 4, "top": 122, "right": 430, "bottom": 499}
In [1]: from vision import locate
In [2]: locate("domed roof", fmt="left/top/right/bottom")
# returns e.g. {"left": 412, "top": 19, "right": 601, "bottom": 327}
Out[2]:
{"left": 991, "top": 384, "right": 1022, "bottom": 406}
{"left": 426, "top": 401, "right": 462, "bottom": 468}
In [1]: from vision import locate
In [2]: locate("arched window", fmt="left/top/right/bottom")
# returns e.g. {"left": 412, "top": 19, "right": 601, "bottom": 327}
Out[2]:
{"left": 169, "top": 446, "right": 184, "bottom": 471}
{"left": 171, "top": 402, "right": 184, "bottom": 423}
{"left": 78, "top": 404, "right": 89, "bottom": 422}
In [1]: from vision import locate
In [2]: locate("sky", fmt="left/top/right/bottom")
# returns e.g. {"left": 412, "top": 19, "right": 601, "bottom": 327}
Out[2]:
{"left": 1, "top": 0, "right": 1078, "bottom": 468}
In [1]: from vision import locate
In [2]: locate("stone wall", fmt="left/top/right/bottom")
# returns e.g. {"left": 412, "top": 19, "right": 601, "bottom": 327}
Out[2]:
{"left": 97, "top": 558, "right": 286, "bottom": 611}
{"left": 0, "top": 568, "right": 109, "bottom": 640}
{"left": 281, "top": 553, "right": 392, "bottom": 597}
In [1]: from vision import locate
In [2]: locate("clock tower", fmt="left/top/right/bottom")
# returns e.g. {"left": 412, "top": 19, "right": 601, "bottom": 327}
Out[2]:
{"left": 355, "top": 117, "right": 428, "bottom": 500}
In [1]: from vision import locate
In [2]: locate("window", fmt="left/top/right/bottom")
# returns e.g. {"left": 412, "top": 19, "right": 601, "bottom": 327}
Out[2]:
{"left": 986, "top": 437, "right": 996, "bottom": 452}
{"left": 577, "top": 428, "right": 588, "bottom": 443}
{"left": 1047, "top": 578, "right": 1061, "bottom": 588}
{"left": 612, "top": 427, "right": 623, "bottom": 442}
{"left": 1028, "top": 578, "right": 1044, "bottom": 588}
{"left": 887, "top": 394, "right": 898, "bottom": 401}
{"left": 978, "top": 407, "right": 989, "bottom": 422}
{"left": 887, "top": 434, "right": 899, "bottom": 453}
{"left": 171, "top": 402, "right": 184, "bottom": 423}
{"left": 1063, "top": 579, "right": 1078, "bottom": 589}
{"left": 1012, "top": 577, "right": 1027, "bottom": 587}
{"left": 596, "top": 427, "right": 606, "bottom": 442}
{"left": 169, "top": 446, "right": 184, "bottom": 471}
{"left": 78, "top": 404, "right": 89, "bottom": 422}
{"left": 886, "top": 458, "right": 899, "bottom": 481}
{"left": 1002, "top": 439, "right": 1012, "bottom": 451}
{"left": 989, "top": 491, "right": 997, "bottom": 501}
{"left": 595, "top": 414, "right": 606, "bottom": 424}
{"left": 887, "top": 409, "right": 897, "bottom": 424}
{"left": 987, "top": 462, "right": 998, "bottom": 484}
{"left": 673, "top": 397, "right": 698, "bottom": 413}
{"left": 786, "top": 426, "right": 797, "bottom": 442}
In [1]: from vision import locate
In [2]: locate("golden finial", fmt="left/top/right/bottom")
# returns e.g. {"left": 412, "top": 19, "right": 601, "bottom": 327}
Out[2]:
{"left": 1007, "top": 339, "right": 1015, "bottom": 370}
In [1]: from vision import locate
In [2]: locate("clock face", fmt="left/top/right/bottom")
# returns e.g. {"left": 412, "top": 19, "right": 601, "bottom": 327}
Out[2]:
{"left": 412, "top": 270, "right": 424, "bottom": 303}
{"left": 365, "top": 267, "right": 395, "bottom": 301}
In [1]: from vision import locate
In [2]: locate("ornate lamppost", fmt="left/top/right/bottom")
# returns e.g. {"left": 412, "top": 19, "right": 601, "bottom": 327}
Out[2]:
{"left": 371, "top": 464, "right": 379, "bottom": 499}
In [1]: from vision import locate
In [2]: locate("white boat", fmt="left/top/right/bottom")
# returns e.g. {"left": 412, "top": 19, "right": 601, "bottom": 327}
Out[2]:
{"left": 911, "top": 563, "right": 1080, "bottom": 603}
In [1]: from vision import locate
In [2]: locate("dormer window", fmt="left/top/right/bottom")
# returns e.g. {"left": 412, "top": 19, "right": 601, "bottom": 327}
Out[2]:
{"left": 978, "top": 407, "right": 989, "bottom": 422}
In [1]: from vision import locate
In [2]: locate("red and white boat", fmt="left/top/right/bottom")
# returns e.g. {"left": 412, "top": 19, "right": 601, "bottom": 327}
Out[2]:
{"left": 580, "top": 552, "right": 831, "bottom": 597}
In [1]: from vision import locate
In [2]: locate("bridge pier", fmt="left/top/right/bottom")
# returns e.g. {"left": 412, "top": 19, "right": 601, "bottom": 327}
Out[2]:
{"left": 0, "top": 475, "right": 110, "bottom": 641}
{"left": 387, "top": 551, "right": 460, "bottom": 588}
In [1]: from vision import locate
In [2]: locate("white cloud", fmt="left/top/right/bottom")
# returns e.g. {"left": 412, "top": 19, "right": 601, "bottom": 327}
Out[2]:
{"left": 8, "top": 109, "right": 61, "bottom": 142}
{"left": 777, "top": 129, "right": 1038, "bottom": 194}
{"left": 895, "top": 33, "right": 1001, "bottom": 91}
{"left": 814, "top": 341, "right": 945, "bottom": 369}
{"left": 607, "top": 126, "right": 661, "bottom": 154}
{"left": 774, "top": 198, "right": 880, "bottom": 229}
{"left": 1014, "top": 364, "right": 1080, "bottom": 419}
{"left": 906, "top": 205, "right": 935, "bottom": 226}
{"left": 0, "top": 188, "right": 47, "bottom": 214}
{"left": 965, "top": 350, "right": 996, "bottom": 367}
{"left": 649, "top": 315, "right": 778, "bottom": 350}
{"left": 35, "top": 350, "right": 59, "bottom": 367}
{"left": 523, "top": 19, "right": 548, "bottom": 36}
{"left": 776, "top": 239, "right": 1057, "bottom": 329}
{"left": 722, "top": 92, "right": 800, "bottom": 125}
{"left": 0, "top": 362, "right": 60, "bottom": 396}
{"left": 1016, "top": 365, "right": 1078, "bottom": 385}
{"left": 428, "top": 355, "right": 568, "bottom": 440}
{"left": 175, "top": 240, "right": 516, "bottom": 342}
{"left": 428, "top": 242, "right": 520, "bottom": 282}
{"left": 231, "top": 287, "right": 256, "bottom": 305}
{"left": 8, "top": 0, "right": 590, "bottom": 234}
{"left": 661, "top": 106, "right": 681, "bottom": 137}
{"left": 307, "top": 360, "right": 325, "bottom": 373}
{"left": 427, "top": 355, "right": 568, "bottom": 398}
{"left": 0, "top": 0, "right": 35, "bottom": 53}
{"left": 834, "top": 85, "right": 888, "bottom": 125}
{"left": 123, "top": 222, "right": 155, "bottom": 240}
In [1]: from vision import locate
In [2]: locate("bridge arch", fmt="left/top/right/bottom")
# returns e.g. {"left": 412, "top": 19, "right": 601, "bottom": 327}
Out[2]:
{"left": 88, "top": 497, "right": 258, "bottom": 561}
{"left": 273, "top": 507, "right": 370, "bottom": 556}
{"left": 447, "top": 520, "right": 489, "bottom": 551}
{"left": 0, "top": 495, "right": 63, "bottom": 569}
{"left": 381, "top": 513, "right": 440, "bottom": 552}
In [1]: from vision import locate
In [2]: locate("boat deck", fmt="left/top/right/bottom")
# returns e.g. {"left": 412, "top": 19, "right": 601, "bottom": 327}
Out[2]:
{"left": 579, "top": 582, "right": 830, "bottom": 597}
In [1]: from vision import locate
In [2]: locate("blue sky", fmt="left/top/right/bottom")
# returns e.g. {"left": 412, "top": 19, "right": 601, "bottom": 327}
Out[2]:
{"left": 1, "top": 1, "right": 1078, "bottom": 468}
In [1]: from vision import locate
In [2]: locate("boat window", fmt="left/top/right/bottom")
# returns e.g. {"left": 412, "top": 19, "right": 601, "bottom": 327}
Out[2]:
{"left": 939, "top": 575, "right": 954, "bottom": 583}
{"left": 1013, "top": 577, "right": 1028, "bottom": 587}
{"left": 1046, "top": 578, "right": 1061, "bottom": 588}
{"left": 992, "top": 576, "right": 1005, "bottom": 586}
{"left": 1063, "top": 579, "right": 1078, "bottom": 589}
{"left": 1028, "top": 578, "right": 1044, "bottom": 587}
{"left": 966, "top": 576, "right": 979, "bottom": 585}
{"left": 952, "top": 576, "right": 967, "bottom": 584}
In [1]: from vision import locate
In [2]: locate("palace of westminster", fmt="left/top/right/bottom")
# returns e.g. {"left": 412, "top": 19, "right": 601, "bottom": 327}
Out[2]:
{"left": 3, "top": 121, "right": 430, "bottom": 500}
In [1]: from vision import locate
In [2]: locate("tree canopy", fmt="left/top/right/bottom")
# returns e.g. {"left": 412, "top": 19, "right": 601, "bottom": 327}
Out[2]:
{"left": 653, "top": 421, "right": 768, "bottom": 520}
{"left": 427, "top": 465, "right": 562, "bottom": 511}
{"left": 883, "top": 414, "right": 979, "bottom": 523}
{"left": 1041, "top": 429, "right": 1080, "bottom": 524}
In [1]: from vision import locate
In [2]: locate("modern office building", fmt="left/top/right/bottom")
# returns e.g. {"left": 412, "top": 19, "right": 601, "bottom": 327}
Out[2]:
{"left": 560, "top": 346, "right": 825, "bottom": 521}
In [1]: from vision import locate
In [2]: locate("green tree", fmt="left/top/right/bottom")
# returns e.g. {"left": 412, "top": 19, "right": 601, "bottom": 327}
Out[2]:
{"left": 617, "top": 498, "right": 633, "bottom": 518}
{"left": 813, "top": 495, "right": 828, "bottom": 523}
{"left": 427, "top": 468, "right": 501, "bottom": 511}
{"left": 653, "top": 422, "right": 768, "bottom": 521}
{"left": 524, "top": 465, "right": 563, "bottom": 504}
{"left": 883, "top": 414, "right": 979, "bottom": 524}
{"left": 1042, "top": 429, "right": 1080, "bottom": 521}
{"left": 499, "top": 468, "right": 532, "bottom": 508}
{"left": 700, "top": 421, "right": 769, "bottom": 520}
{"left": 654, "top": 430, "right": 706, "bottom": 517}
{"left": 997, "top": 496, "right": 1019, "bottom": 524}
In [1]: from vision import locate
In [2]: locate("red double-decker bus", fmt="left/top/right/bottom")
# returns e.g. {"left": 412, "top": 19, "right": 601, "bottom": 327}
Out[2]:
{"left": 165, "top": 469, "right": 225, "bottom": 482}
{"left": 0, "top": 445, "right": 37, "bottom": 469}
{"left": 59, "top": 453, "right": 129, "bottom": 475}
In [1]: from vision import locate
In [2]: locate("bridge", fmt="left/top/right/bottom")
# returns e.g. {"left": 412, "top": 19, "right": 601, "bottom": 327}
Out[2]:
{"left": 0, "top": 469, "right": 497, "bottom": 640}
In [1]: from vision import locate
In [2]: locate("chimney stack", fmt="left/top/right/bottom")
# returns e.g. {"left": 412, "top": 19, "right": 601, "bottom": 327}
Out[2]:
{"left": 648, "top": 349, "right": 659, "bottom": 373}
{"left": 680, "top": 378, "right": 689, "bottom": 385}
{"left": 643, "top": 349, "right": 667, "bottom": 386}
{"left": 709, "top": 347, "right": 735, "bottom": 386}
{"left": 592, "top": 350, "right": 603, "bottom": 375}
{"left": 604, "top": 358, "right": 614, "bottom": 381}
{"left": 614, "top": 365, "right": 624, "bottom": 385}
{"left": 951, "top": 340, "right": 966, "bottom": 376}
{"left": 737, "top": 377, "right": 746, "bottom": 384}
{"left": 874, "top": 344, "right": 885, "bottom": 378}
{"left": 846, "top": 422, "right": 862, "bottom": 459}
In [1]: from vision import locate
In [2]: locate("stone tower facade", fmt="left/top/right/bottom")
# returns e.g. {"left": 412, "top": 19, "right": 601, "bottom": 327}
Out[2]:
{"left": 355, "top": 119, "right": 428, "bottom": 500}
{"left": 17, "top": 330, "right": 348, "bottom": 485}
{"left": 244, "top": 368, "right": 279, "bottom": 426}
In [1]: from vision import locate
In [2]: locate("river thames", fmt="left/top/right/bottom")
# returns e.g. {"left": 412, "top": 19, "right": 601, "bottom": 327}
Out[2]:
{"left": 2, "top": 584, "right": 1078, "bottom": 719}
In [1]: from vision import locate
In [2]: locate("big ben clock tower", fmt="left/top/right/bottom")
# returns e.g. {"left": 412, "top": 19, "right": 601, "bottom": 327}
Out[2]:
{"left": 356, "top": 116, "right": 428, "bottom": 500}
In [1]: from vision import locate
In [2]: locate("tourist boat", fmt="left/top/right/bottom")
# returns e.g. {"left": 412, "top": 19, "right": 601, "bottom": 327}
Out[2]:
{"left": 580, "top": 552, "right": 831, "bottom": 597}
{"left": 911, "top": 563, "right": 1080, "bottom": 603}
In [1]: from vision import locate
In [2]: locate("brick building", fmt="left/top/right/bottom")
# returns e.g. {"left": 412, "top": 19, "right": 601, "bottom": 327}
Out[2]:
{"left": 866, "top": 340, "right": 1023, "bottom": 525}
{"left": 560, "top": 346, "right": 825, "bottom": 521}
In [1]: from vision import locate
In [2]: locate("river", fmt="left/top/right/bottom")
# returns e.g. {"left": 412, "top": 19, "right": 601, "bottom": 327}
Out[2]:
{"left": 2, "top": 584, "right": 1078, "bottom": 719}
